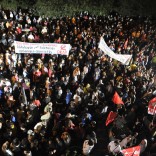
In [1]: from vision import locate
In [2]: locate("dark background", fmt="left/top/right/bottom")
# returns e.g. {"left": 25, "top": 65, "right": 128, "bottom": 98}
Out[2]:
{"left": 1, "top": 0, "right": 156, "bottom": 17}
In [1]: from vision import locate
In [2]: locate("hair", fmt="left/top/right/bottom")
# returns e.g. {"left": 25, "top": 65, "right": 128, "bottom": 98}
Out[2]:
{"left": 12, "top": 138, "right": 20, "bottom": 146}
{"left": 88, "top": 139, "right": 94, "bottom": 146}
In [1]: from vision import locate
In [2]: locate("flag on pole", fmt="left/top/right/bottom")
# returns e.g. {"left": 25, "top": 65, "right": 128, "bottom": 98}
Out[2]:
{"left": 121, "top": 145, "right": 140, "bottom": 156}
{"left": 112, "top": 92, "right": 124, "bottom": 105}
{"left": 106, "top": 111, "right": 117, "bottom": 126}
{"left": 148, "top": 97, "right": 156, "bottom": 115}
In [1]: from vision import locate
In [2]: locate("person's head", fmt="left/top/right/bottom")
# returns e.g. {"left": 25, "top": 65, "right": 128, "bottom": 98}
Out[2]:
{"left": 88, "top": 139, "right": 94, "bottom": 146}
{"left": 61, "top": 132, "right": 69, "bottom": 140}
{"left": 12, "top": 138, "right": 20, "bottom": 147}
{"left": 24, "top": 150, "right": 32, "bottom": 156}
{"left": 114, "top": 140, "right": 120, "bottom": 145}
{"left": 67, "top": 89, "right": 70, "bottom": 93}
{"left": 140, "top": 139, "right": 147, "bottom": 146}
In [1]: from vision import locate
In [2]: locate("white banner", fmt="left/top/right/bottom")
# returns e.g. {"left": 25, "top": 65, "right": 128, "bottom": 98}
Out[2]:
{"left": 99, "top": 37, "right": 132, "bottom": 65}
{"left": 14, "top": 41, "right": 71, "bottom": 55}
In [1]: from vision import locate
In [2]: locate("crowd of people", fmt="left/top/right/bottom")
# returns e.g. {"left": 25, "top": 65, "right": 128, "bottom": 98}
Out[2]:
{"left": 0, "top": 7, "right": 156, "bottom": 156}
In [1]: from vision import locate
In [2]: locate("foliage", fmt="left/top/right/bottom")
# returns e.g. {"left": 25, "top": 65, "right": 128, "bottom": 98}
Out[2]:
{"left": 0, "top": 0, "right": 18, "bottom": 10}
{"left": 0, "top": 0, "right": 156, "bottom": 17}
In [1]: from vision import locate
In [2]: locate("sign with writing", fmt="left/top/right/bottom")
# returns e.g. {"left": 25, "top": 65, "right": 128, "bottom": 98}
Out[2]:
{"left": 14, "top": 41, "right": 71, "bottom": 55}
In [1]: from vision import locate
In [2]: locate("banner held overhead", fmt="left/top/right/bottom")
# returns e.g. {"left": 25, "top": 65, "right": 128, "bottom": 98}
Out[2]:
{"left": 98, "top": 37, "right": 132, "bottom": 65}
{"left": 14, "top": 41, "right": 71, "bottom": 55}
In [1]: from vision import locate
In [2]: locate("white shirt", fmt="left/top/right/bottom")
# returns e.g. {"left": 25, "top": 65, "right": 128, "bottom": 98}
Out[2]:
{"left": 108, "top": 141, "right": 121, "bottom": 154}
{"left": 58, "top": 89, "right": 63, "bottom": 96}
{"left": 12, "top": 53, "right": 17, "bottom": 61}
{"left": 10, "top": 12, "right": 13, "bottom": 18}
{"left": 83, "top": 66, "right": 88, "bottom": 74}
{"left": 34, "top": 122, "right": 43, "bottom": 130}
{"left": 73, "top": 94, "right": 81, "bottom": 102}
{"left": 23, "top": 70, "right": 27, "bottom": 78}
{"left": 28, "top": 34, "right": 34, "bottom": 40}
{"left": 5, "top": 80, "right": 11, "bottom": 87}
{"left": 76, "top": 87, "right": 84, "bottom": 94}
{"left": 41, "top": 27, "right": 48, "bottom": 34}
{"left": 41, "top": 112, "right": 51, "bottom": 120}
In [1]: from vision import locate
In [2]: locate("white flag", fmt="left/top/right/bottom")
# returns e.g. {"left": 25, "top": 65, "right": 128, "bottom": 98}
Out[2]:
{"left": 99, "top": 37, "right": 132, "bottom": 65}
